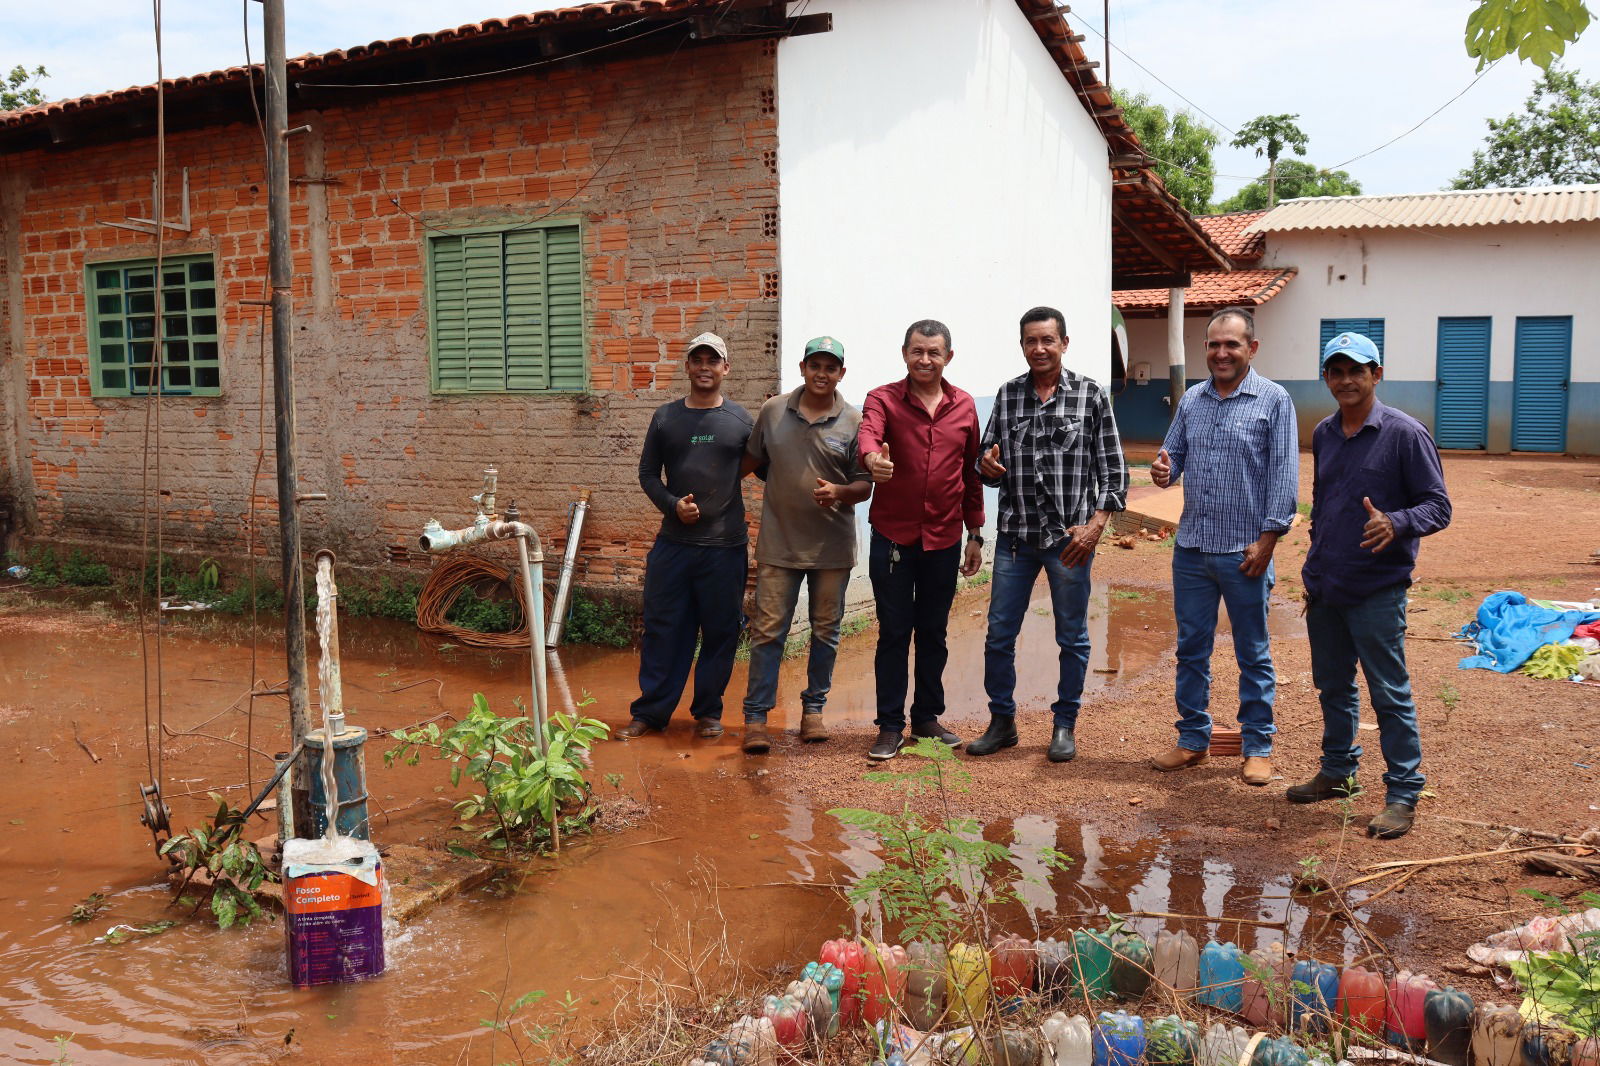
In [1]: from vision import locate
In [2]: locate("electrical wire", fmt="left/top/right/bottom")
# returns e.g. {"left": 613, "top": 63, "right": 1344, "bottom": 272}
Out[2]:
{"left": 1325, "top": 60, "right": 1499, "bottom": 171}
{"left": 415, "top": 553, "right": 555, "bottom": 650}
{"left": 1069, "top": 6, "right": 1236, "bottom": 135}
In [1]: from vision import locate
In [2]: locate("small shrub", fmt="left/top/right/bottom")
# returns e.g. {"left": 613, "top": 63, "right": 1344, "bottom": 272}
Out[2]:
{"left": 563, "top": 592, "right": 632, "bottom": 648}
{"left": 25, "top": 546, "right": 62, "bottom": 587}
{"left": 160, "top": 793, "right": 278, "bottom": 929}
{"left": 339, "top": 577, "right": 422, "bottom": 622}
{"left": 446, "top": 585, "right": 519, "bottom": 634}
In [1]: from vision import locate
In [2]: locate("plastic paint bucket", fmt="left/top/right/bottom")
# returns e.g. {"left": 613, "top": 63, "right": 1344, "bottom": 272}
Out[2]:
{"left": 283, "top": 836, "right": 385, "bottom": 987}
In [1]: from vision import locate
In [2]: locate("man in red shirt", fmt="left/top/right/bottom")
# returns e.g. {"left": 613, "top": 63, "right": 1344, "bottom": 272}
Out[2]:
{"left": 856, "top": 319, "right": 985, "bottom": 760}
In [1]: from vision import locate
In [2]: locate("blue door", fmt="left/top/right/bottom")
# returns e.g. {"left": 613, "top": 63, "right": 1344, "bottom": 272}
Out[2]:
{"left": 1512, "top": 316, "right": 1572, "bottom": 452}
{"left": 1435, "top": 317, "right": 1491, "bottom": 449}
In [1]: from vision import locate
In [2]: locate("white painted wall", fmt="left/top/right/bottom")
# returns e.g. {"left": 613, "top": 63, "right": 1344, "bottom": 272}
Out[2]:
{"left": 776, "top": 0, "right": 1113, "bottom": 403}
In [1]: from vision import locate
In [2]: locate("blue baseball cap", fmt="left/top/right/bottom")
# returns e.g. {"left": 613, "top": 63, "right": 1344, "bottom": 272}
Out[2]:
{"left": 1321, "top": 331, "right": 1382, "bottom": 371}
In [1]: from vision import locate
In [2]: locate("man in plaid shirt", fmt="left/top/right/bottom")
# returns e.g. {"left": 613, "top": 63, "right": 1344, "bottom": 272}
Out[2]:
{"left": 967, "top": 306, "right": 1129, "bottom": 762}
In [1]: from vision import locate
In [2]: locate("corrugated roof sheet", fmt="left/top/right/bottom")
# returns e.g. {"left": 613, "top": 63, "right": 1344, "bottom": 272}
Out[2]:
{"left": 1113, "top": 268, "right": 1297, "bottom": 315}
{"left": 1195, "top": 210, "right": 1267, "bottom": 261}
{"left": 1249, "top": 185, "right": 1600, "bottom": 232}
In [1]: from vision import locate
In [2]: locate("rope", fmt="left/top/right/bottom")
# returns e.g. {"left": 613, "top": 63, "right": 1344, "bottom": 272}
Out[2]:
{"left": 415, "top": 553, "right": 554, "bottom": 649}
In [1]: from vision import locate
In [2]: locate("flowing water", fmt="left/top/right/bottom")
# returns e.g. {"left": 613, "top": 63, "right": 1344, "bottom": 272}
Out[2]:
{"left": 0, "top": 580, "right": 1389, "bottom": 1064}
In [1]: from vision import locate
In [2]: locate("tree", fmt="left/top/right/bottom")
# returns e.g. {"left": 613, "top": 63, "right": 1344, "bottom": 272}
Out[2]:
{"left": 1, "top": 65, "right": 48, "bottom": 111}
{"left": 1452, "top": 66, "right": 1600, "bottom": 187}
{"left": 1231, "top": 114, "right": 1310, "bottom": 208}
{"left": 1112, "top": 89, "right": 1221, "bottom": 216}
{"left": 1466, "top": 0, "right": 1592, "bottom": 71}
{"left": 1217, "top": 160, "right": 1363, "bottom": 213}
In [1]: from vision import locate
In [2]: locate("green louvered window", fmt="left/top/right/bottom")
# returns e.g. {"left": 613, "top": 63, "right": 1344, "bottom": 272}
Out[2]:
{"left": 86, "top": 255, "right": 220, "bottom": 396}
{"left": 427, "top": 221, "right": 586, "bottom": 393}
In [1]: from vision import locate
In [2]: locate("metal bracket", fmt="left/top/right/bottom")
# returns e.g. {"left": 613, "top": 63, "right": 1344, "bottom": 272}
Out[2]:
{"left": 138, "top": 781, "right": 173, "bottom": 858}
{"left": 101, "top": 168, "right": 192, "bottom": 236}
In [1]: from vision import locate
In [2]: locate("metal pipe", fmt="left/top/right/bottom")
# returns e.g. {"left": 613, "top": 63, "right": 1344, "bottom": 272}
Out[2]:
{"left": 507, "top": 503, "right": 549, "bottom": 755}
{"left": 545, "top": 489, "right": 590, "bottom": 647}
{"left": 264, "top": 0, "right": 313, "bottom": 822}
{"left": 313, "top": 550, "right": 343, "bottom": 839}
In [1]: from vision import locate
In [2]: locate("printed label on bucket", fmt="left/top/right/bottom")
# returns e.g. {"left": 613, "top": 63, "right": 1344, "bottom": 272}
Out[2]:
{"left": 285, "top": 860, "right": 386, "bottom": 987}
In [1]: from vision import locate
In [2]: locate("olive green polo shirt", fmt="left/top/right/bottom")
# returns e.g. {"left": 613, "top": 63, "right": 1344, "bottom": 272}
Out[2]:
{"left": 747, "top": 386, "right": 867, "bottom": 569}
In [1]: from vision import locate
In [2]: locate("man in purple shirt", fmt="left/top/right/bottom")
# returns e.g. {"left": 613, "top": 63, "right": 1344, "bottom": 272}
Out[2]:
{"left": 1288, "top": 332, "right": 1451, "bottom": 840}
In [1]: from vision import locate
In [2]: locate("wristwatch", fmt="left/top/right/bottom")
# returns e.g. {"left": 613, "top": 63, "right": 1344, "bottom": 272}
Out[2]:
{"left": 966, "top": 531, "right": 985, "bottom": 546}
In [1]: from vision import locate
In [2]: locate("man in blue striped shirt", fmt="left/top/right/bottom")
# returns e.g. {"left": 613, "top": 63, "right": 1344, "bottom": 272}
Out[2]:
{"left": 1149, "top": 307, "right": 1298, "bottom": 785}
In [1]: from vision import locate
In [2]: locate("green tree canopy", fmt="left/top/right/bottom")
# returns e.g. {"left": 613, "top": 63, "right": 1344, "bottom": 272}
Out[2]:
{"left": 1112, "top": 89, "right": 1221, "bottom": 216}
{"left": 2, "top": 65, "right": 48, "bottom": 112}
{"left": 1452, "top": 66, "right": 1600, "bottom": 187}
{"left": 1466, "top": 0, "right": 1592, "bottom": 70}
{"left": 1230, "top": 114, "right": 1309, "bottom": 169}
{"left": 1217, "top": 160, "right": 1363, "bottom": 213}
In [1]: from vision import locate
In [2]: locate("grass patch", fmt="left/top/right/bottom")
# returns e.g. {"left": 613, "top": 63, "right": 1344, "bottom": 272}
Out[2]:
{"left": 1111, "top": 588, "right": 1145, "bottom": 602}
{"left": 1296, "top": 501, "right": 1312, "bottom": 516}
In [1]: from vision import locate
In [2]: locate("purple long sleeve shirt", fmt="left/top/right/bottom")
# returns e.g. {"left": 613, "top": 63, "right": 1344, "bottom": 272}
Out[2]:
{"left": 1302, "top": 400, "right": 1452, "bottom": 606}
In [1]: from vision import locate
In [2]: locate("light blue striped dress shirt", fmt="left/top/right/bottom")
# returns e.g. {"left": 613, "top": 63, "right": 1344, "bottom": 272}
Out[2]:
{"left": 1162, "top": 368, "right": 1298, "bottom": 553}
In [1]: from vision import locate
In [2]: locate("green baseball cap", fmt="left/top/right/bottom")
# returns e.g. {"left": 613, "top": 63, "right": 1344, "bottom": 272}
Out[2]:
{"left": 803, "top": 335, "right": 845, "bottom": 363}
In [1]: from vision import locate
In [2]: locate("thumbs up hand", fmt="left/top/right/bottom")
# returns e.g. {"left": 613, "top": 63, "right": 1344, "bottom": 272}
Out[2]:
{"left": 675, "top": 493, "right": 701, "bottom": 524}
{"left": 813, "top": 476, "right": 842, "bottom": 509}
{"left": 979, "top": 443, "right": 1006, "bottom": 479}
{"left": 1358, "top": 495, "right": 1395, "bottom": 553}
{"left": 864, "top": 440, "right": 895, "bottom": 483}
{"left": 1151, "top": 447, "right": 1173, "bottom": 488}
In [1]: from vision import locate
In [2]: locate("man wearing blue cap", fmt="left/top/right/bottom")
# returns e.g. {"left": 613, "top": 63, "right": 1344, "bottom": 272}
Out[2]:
{"left": 1289, "top": 331, "right": 1451, "bottom": 839}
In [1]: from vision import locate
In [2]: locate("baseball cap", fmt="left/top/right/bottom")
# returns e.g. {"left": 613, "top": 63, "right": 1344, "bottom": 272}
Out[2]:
{"left": 686, "top": 332, "right": 729, "bottom": 363}
{"left": 802, "top": 335, "right": 846, "bottom": 363}
{"left": 1321, "top": 331, "right": 1382, "bottom": 371}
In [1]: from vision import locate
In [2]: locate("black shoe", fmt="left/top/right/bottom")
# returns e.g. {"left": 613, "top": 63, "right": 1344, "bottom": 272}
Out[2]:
{"left": 1047, "top": 725, "right": 1077, "bottom": 763}
{"left": 966, "top": 715, "right": 1018, "bottom": 757}
{"left": 868, "top": 731, "right": 905, "bottom": 761}
{"left": 694, "top": 718, "right": 724, "bottom": 739}
{"left": 616, "top": 718, "right": 657, "bottom": 740}
{"left": 1285, "top": 772, "right": 1359, "bottom": 804}
{"left": 910, "top": 719, "right": 963, "bottom": 749}
{"left": 1367, "top": 802, "right": 1416, "bottom": 839}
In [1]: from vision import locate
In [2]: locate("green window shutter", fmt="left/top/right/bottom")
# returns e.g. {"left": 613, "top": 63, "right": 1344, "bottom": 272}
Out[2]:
{"left": 503, "top": 228, "right": 549, "bottom": 391}
{"left": 545, "top": 225, "right": 586, "bottom": 390}
{"left": 461, "top": 233, "right": 509, "bottom": 392}
{"left": 431, "top": 237, "right": 470, "bottom": 392}
{"left": 86, "top": 253, "right": 219, "bottom": 397}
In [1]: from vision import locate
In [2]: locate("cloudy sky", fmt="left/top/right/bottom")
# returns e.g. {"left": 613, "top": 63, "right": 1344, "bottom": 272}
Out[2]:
{"left": 9, "top": 0, "right": 1598, "bottom": 199}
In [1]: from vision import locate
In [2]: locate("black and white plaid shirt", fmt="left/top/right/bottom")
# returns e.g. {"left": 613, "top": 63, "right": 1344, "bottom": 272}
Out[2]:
{"left": 978, "top": 369, "right": 1128, "bottom": 548}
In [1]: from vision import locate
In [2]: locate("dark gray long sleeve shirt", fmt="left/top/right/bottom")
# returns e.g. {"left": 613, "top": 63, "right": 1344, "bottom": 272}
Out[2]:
{"left": 638, "top": 397, "right": 753, "bottom": 547}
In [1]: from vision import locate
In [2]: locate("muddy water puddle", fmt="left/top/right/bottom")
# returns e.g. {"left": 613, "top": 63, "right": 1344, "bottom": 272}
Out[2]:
{"left": 0, "top": 583, "right": 1344, "bottom": 1064}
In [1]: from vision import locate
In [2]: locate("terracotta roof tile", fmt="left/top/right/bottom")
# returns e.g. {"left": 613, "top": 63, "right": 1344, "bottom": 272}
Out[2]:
{"left": 1251, "top": 185, "right": 1600, "bottom": 231}
{"left": 1194, "top": 210, "right": 1268, "bottom": 261}
{"left": 1114, "top": 267, "right": 1297, "bottom": 314}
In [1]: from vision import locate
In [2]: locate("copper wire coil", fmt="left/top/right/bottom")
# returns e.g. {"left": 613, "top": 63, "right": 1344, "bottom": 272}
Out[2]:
{"left": 415, "top": 552, "right": 555, "bottom": 649}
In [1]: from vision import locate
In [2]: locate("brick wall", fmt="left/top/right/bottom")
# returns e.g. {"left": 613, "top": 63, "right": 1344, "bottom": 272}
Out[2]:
{"left": 0, "top": 38, "right": 780, "bottom": 595}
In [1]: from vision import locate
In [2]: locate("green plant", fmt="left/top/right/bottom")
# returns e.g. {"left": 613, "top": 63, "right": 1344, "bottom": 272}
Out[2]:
{"left": 563, "top": 592, "right": 632, "bottom": 648}
{"left": 829, "top": 738, "right": 1072, "bottom": 945}
{"left": 1438, "top": 682, "right": 1462, "bottom": 721}
{"left": 159, "top": 793, "right": 278, "bottom": 929}
{"left": 197, "top": 558, "right": 221, "bottom": 595}
{"left": 50, "top": 1033, "right": 75, "bottom": 1065}
{"left": 66, "top": 892, "right": 109, "bottom": 924}
{"left": 385, "top": 693, "right": 609, "bottom": 850}
{"left": 338, "top": 576, "right": 422, "bottom": 621}
{"left": 446, "top": 586, "right": 519, "bottom": 634}
{"left": 25, "top": 546, "right": 62, "bottom": 587}
{"left": 1112, "top": 588, "right": 1145, "bottom": 601}
{"left": 966, "top": 568, "right": 992, "bottom": 587}
{"left": 1296, "top": 502, "right": 1312, "bottom": 516}
{"left": 480, "top": 988, "right": 581, "bottom": 1065}
{"left": 1510, "top": 889, "right": 1600, "bottom": 1036}
{"left": 60, "top": 551, "right": 112, "bottom": 587}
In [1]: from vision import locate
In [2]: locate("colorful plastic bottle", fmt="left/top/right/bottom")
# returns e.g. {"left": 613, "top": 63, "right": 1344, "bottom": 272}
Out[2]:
{"left": 862, "top": 942, "right": 908, "bottom": 1025}
{"left": 1043, "top": 1011, "right": 1094, "bottom": 1066}
{"left": 1424, "top": 986, "right": 1475, "bottom": 1066}
{"left": 1199, "top": 941, "right": 1246, "bottom": 1012}
{"left": 785, "top": 977, "right": 834, "bottom": 1041}
{"left": 1337, "top": 965, "right": 1388, "bottom": 1037}
{"left": 1110, "top": 933, "right": 1153, "bottom": 1000}
{"left": 1385, "top": 970, "right": 1437, "bottom": 1049}
{"left": 1148, "top": 1015, "right": 1200, "bottom": 1066}
{"left": 1252, "top": 1035, "right": 1310, "bottom": 1066}
{"left": 904, "top": 941, "right": 947, "bottom": 1030}
{"left": 941, "top": 1027, "right": 981, "bottom": 1066}
{"left": 819, "top": 938, "right": 868, "bottom": 1026}
{"left": 946, "top": 942, "right": 991, "bottom": 1025}
{"left": 988, "top": 1028, "right": 1043, "bottom": 1066}
{"left": 1291, "top": 959, "right": 1339, "bottom": 1033}
{"left": 1199, "top": 1022, "right": 1252, "bottom": 1066}
{"left": 1521, "top": 1024, "right": 1580, "bottom": 1066}
{"left": 1038, "top": 937, "right": 1075, "bottom": 1003}
{"left": 1241, "top": 943, "right": 1290, "bottom": 1028}
{"left": 761, "top": 993, "right": 811, "bottom": 1047}
{"left": 1093, "top": 1010, "right": 1147, "bottom": 1066}
{"left": 875, "top": 1055, "right": 909, "bottom": 1066}
{"left": 1154, "top": 930, "right": 1200, "bottom": 1000}
{"left": 1472, "top": 1003, "right": 1525, "bottom": 1066}
{"left": 1073, "top": 928, "right": 1115, "bottom": 1000}
{"left": 990, "top": 932, "right": 1036, "bottom": 1007}
{"left": 725, "top": 1016, "right": 777, "bottom": 1066}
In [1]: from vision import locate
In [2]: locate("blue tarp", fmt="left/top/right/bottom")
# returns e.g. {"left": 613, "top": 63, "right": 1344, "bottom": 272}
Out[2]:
{"left": 1455, "top": 590, "right": 1600, "bottom": 673}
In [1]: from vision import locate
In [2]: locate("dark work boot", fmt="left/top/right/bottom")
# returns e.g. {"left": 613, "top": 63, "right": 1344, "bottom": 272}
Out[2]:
{"left": 1047, "top": 725, "right": 1077, "bottom": 763}
{"left": 1367, "top": 803, "right": 1417, "bottom": 839}
{"left": 966, "top": 715, "right": 1019, "bottom": 757}
{"left": 1286, "top": 772, "right": 1360, "bottom": 804}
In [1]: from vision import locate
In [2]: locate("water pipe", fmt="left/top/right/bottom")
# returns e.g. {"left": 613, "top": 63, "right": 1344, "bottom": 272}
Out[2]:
{"left": 418, "top": 472, "right": 549, "bottom": 755}
{"left": 313, "top": 550, "right": 343, "bottom": 840}
{"left": 545, "top": 489, "right": 590, "bottom": 647}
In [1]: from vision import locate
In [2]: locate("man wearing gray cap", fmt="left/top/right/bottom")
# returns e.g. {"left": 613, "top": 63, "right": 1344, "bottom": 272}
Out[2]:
{"left": 619, "top": 332, "right": 754, "bottom": 740}
{"left": 1289, "top": 331, "right": 1451, "bottom": 840}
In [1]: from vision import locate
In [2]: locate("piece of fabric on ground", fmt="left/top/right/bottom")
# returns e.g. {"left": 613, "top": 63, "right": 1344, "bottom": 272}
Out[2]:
{"left": 1455, "top": 590, "right": 1600, "bottom": 673}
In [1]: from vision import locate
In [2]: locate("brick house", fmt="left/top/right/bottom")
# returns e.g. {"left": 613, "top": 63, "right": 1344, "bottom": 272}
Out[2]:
{"left": 0, "top": 0, "right": 1225, "bottom": 600}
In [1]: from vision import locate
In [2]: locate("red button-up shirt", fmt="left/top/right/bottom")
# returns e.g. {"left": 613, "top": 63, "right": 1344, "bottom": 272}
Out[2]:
{"left": 857, "top": 377, "right": 985, "bottom": 551}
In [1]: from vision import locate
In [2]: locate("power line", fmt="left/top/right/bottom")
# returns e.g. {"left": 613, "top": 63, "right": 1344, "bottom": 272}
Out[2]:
{"left": 1325, "top": 60, "right": 1500, "bottom": 171}
{"left": 1068, "top": 8, "right": 1236, "bottom": 135}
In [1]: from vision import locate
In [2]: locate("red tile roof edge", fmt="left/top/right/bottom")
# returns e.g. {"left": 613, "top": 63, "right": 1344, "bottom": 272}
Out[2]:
{"left": 1112, "top": 267, "right": 1298, "bottom": 313}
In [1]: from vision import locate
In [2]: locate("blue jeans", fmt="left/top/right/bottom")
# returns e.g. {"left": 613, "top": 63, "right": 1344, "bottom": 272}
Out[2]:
{"left": 742, "top": 564, "right": 851, "bottom": 723}
{"left": 1306, "top": 583, "right": 1424, "bottom": 805}
{"left": 869, "top": 530, "right": 960, "bottom": 732}
{"left": 983, "top": 532, "right": 1093, "bottom": 729}
{"left": 1171, "top": 546, "right": 1277, "bottom": 756}
{"left": 629, "top": 540, "right": 748, "bottom": 727}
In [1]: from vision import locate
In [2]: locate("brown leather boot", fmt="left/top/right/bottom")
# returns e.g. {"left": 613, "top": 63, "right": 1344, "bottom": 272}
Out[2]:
{"left": 741, "top": 721, "right": 771, "bottom": 754}
{"left": 1150, "top": 745, "right": 1208, "bottom": 772}
{"left": 799, "top": 711, "right": 830, "bottom": 742}
{"left": 1241, "top": 755, "right": 1274, "bottom": 786}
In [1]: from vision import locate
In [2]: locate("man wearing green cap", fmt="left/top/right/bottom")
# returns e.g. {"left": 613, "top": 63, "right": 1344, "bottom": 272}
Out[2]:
{"left": 738, "top": 335, "right": 873, "bottom": 753}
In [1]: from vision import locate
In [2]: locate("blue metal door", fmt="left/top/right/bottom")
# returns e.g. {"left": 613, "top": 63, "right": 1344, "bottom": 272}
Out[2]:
{"left": 1435, "top": 317, "right": 1491, "bottom": 449}
{"left": 1512, "top": 316, "right": 1572, "bottom": 452}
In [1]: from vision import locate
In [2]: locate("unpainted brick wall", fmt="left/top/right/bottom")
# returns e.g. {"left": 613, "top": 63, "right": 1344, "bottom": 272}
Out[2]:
{"left": 0, "top": 40, "right": 780, "bottom": 593}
